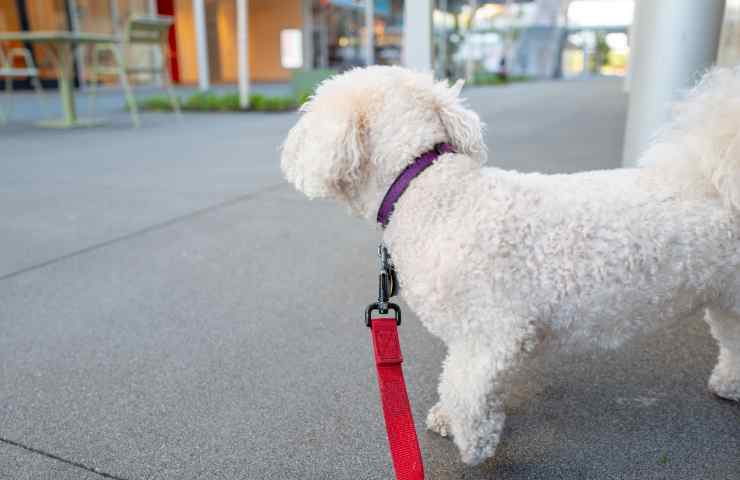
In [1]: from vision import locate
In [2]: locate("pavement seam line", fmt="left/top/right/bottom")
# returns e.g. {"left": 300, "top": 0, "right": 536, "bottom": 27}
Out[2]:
{"left": 0, "top": 436, "right": 130, "bottom": 480}
{"left": 0, "top": 182, "right": 288, "bottom": 282}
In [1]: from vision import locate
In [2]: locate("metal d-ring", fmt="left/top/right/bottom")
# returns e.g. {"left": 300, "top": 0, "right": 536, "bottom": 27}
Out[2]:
{"left": 365, "top": 302, "right": 402, "bottom": 327}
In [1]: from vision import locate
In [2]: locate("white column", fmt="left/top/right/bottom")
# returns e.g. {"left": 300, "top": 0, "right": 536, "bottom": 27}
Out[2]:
{"left": 623, "top": 0, "right": 639, "bottom": 93}
{"left": 438, "top": 0, "right": 448, "bottom": 78}
{"left": 193, "top": 0, "right": 210, "bottom": 91}
{"left": 365, "top": 0, "right": 374, "bottom": 66}
{"left": 109, "top": 0, "right": 120, "bottom": 30}
{"left": 302, "top": 0, "right": 314, "bottom": 70}
{"left": 622, "top": 0, "right": 726, "bottom": 166}
{"left": 237, "top": 0, "right": 250, "bottom": 108}
{"left": 464, "top": 0, "right": 478, "bottom": 81}
{"left": 403, "top": 0, "right": 433, "bottom": 72}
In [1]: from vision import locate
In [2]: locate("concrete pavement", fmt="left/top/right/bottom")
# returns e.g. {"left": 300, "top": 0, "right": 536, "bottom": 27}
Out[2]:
{"left": 1, "top": 78, "right": 738, "bottom": 479}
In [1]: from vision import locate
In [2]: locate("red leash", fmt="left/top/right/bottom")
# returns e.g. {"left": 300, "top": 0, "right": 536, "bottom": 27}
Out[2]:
{"left": 369, "top": 318, "right": 425, "bottom": 479}
{"left": 366, "top": 245, "right": 424, "bottom": 479}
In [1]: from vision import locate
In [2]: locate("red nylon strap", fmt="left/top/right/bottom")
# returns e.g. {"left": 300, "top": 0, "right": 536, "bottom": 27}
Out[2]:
{"left": 370, "top": 318, "right": 425, "bottom": 480}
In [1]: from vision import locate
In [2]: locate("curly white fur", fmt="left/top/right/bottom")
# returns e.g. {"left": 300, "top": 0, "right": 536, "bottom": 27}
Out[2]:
{"left": 281, "top": 66, "right": 740, "bottom": 466}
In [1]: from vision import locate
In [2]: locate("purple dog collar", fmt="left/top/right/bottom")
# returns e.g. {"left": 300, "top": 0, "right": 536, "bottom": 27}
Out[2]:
{"left": 376, "top": 143, "right": 455, "bottom": 228}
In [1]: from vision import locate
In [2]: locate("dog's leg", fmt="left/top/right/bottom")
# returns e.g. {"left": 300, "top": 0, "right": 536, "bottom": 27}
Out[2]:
{"left": 706, "top": 308, "right": 740, "bottom": 401}
{"left": 426, "top": 401, "right": 451, "bottom": 437}
{"left": 432, "top": 336, "right": 525, "bottom": 465}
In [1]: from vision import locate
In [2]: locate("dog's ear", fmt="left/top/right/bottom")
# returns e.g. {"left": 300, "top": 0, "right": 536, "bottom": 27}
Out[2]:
{"left": 280, "top": 97, "right": 366, "bottom": 200}
{"left": 434, "top": 79, "right": 487, "bottom": 164}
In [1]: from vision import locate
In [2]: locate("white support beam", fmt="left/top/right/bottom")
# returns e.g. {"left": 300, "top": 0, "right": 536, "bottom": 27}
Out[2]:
{"left": 438, "top": 0, "right": 449, "bottom": 78}
{"left": 622, "top": 0, "right": 726, "bottom": 166}
{"left": 193, "top": 0, "right": 210, "bottom": 91}
{"left": 237, "top": 0, "right": 250, "bottom": 108}
{"left": 623, "top": 1, "right": 638, "bottom": 93}
{"left": 302, "top": 0, "right": 314, "bottom": 70}
{"left": 365, "top": 0, "right": 374, "bottom": 66}
{"left": 403, "top": 0, "right": 433, "bottom": 72}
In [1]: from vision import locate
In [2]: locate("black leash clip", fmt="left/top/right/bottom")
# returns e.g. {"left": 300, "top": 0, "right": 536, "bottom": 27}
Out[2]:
{"left": 365, "top": 244, "right": 401, "bottom": 327}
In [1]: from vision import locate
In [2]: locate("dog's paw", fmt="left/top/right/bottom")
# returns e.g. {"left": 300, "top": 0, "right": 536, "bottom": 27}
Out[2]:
{"left": 459, "top": 439, "right": 497, "bottom": 466}
{"left": 709, "top": 370, "right": 740, "bottom": 402}
{"left": 426, "top": 403, "right": 450, "bottom": 437}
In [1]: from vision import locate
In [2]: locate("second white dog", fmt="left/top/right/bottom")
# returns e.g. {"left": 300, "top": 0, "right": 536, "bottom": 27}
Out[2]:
{"left": 281, "top": 66, "right": 740, "bottom": 465}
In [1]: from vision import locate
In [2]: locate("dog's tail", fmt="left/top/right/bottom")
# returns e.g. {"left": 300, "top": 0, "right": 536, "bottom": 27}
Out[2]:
{"left": 642, "top": 67, "right": 740, "bottom": 210}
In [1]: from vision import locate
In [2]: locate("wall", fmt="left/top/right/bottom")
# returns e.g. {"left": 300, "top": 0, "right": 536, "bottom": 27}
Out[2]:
{"left": 174, "top": 0, "right": 198, "bottom": 84}
{"left": 0, "top": 0, "right": 21, "bottom": 32}
{"left": 216, "top": 0, "right": 237, "bottom": 82}
{"left": 250, "top": 0, "right": 303, "bottom": 82}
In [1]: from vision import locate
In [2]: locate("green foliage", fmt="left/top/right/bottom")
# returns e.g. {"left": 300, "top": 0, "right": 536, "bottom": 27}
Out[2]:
{"left": 470, "top": 72, "right": 530, "bottom": 86}
{"left": 134, "top": 91, "right": 301, "bottom": 113}
{"left": 137, "top": 95, "right": 179, "bottom": 112}
{"left": 184, "top": 92, "right": 230, "bottom": 111}
{"left": 589, "top": 32, "right": 611, "bottom": 72}
{"left": 296, "top": 90, "right": 312, "bottom": 107}
{"left": 658, "top": 452, "right": 669, "bottom": 466}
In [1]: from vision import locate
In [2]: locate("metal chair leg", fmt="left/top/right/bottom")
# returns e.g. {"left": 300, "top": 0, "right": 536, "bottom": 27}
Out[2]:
{"left": 0, "top": 79, "right": 6, "bottom": 125}
{"left": 4, "top": 76, "right": 13, "bottom": 121}
{"left": 88, "top": 46, "right": 100, "bottom": 121}
{"left": 162, "top": 64, "right": 181, "bottom": 120}
{"left": 112, "top": 46, "right": 139, "bottom": 128}
{"left": 31, "top": 75, "right": 46, "bottom": 118}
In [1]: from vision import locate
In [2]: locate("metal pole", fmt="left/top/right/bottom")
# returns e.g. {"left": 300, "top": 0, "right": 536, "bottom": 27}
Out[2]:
{"left": 402, "top": 0, "right": 432, "bottom": 71}
{"left": 109, "top": 0, "right": 120, "bottom": 32}
{"left": 624, "top": 0, "right": 639, "bottom": 93}
{"left": 193, "top": 0, "right": 209, "bottom": 91}
{"left": 465, "top": 0, "right": 478, "bottom": 81}
{"left": 302, "top": 0, "right": 313, "bottom": 70}
{"left": 622, "top": 0, "right": 725, "bottom": 166}
{"left": 237, "top": 0, "right": 250, "bottom": 108}
{"left": 439, "top": 0, "right": 448, "bottom": 78}
{"left": 365, "top": 0, "right": 374, "bottom": 66}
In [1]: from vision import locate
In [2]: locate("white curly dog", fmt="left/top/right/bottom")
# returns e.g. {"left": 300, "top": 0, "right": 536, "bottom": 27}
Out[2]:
{"left": 281, "top": 66, "right": 740, "bottom": 465}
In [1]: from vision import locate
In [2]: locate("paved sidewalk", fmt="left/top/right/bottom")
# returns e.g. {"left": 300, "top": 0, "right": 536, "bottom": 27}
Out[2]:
{"left": 1, "top": 78, "right": 738, "bottom": 479}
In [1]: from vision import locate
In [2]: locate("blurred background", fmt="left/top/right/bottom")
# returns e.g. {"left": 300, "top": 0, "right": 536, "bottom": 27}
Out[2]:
{"left": 1, "top": 0, "right": 637, "bottom": 88}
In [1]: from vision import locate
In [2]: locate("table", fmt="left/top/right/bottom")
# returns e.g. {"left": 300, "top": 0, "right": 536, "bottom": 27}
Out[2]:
{"left": 0, "top": 31, "right": 118, "bottom": 128}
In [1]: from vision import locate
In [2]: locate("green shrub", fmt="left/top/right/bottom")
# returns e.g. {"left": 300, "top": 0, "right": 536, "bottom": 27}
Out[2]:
{"left": 135, "top": 90, "right": 300, "bottom": 113}
{"left": 249, "top": 93, "right": 266, "bottom": 110}
{"left": 296, "top": 90, "right": 312, "bottom": 107}
{"left": 184, "top": 92, "right": 225, "bottom": 111}
{"left": 137, "top": 95, "right": 177, "bottom": 111}
{"left": 219, "top": 93, "right": 241, "bottom": 111}
{"left": 471, "top": 72, "right": 530, "bottom": 86}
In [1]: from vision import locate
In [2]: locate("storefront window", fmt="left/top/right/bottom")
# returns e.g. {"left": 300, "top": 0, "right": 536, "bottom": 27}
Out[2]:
{"left": 311, "top": 0, "right": 404, "bottom": 71}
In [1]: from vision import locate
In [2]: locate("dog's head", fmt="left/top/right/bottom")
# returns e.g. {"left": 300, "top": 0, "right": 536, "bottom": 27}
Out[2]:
{"left": 281, "top": 66, "right": 486, "bottom": 218}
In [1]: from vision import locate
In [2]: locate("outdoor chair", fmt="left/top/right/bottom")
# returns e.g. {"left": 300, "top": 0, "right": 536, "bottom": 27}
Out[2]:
{"left": 0, "top": 44, "right": 45, "bottom": 125}
{"left": 88, "top": 15, "right": 181, "bottom": 127}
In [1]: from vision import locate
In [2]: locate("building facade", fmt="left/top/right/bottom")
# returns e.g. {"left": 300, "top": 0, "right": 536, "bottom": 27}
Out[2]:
{"left": 0, "top": 0, "right": 411, "bottom": 88}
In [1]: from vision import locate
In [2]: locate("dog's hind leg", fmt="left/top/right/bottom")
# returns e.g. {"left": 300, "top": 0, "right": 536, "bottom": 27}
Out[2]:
{"left": 705, "top": 308, "right": 740, "bottom": 401}
{"left": 432, "top": 334, "right": 528, "bottom": 465}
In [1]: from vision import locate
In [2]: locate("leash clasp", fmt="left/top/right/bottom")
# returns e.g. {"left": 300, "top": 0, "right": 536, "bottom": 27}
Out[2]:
{"left": 365, "top": 244, "right": 401, "bottom": 327}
